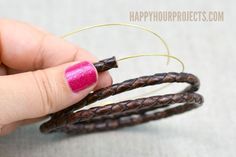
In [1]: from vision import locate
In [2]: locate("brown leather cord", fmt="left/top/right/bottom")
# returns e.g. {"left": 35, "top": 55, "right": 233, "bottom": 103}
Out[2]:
{"left": 93, "top": 56, "right": 118, "bottom": 72}
{"left": 40, "top": 57, "right": 204, "bottom": 134}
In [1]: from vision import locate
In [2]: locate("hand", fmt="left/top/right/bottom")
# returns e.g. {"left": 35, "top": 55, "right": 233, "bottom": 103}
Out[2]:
{"left": 0, "top": 19, "right": 112, "bottom": 136}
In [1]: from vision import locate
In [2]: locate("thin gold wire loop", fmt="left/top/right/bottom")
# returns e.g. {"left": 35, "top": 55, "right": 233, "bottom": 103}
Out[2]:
{"left": 62, "top": 23, "right": 170, "bottom": 64}
{"left": 61, "top": 23, "right": 185, "bottom": 100}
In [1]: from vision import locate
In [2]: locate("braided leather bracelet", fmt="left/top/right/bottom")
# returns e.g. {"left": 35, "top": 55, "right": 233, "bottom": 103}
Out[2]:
{"left": 40, "top": 57, "right": 204, "bottom": 135}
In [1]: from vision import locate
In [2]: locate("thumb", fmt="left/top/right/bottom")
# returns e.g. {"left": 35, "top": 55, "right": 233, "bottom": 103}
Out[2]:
{"left": 0, "top": 61, "right": 98, "bottom": 125}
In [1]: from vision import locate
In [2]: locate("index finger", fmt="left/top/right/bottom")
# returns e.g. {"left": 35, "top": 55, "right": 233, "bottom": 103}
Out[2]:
{"left": 0, "top": 19, "right": 112, "bottom": 88}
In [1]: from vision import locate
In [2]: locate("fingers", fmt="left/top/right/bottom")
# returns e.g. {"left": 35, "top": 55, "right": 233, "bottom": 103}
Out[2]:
{"left": 0, "top": 60, "right": 98, "bottom": 125}
{"left": 0, "top": 19, "right": 112, "bottom": 89}
{"left": 0, "top": 117, "right": 46, "bottom": 136}
{"left": 0, "top": 19, "right": 113, "bottom": 135}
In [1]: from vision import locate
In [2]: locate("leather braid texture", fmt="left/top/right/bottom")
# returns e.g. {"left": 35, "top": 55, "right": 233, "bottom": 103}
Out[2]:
{"left": 40, "top": 57, "right": 204, "bottom": 135}
{"left": 93, "top": 56, "right": 118, "bottom": 72}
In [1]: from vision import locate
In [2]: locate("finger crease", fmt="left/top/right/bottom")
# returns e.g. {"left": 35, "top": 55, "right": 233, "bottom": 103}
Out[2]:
{"left": 33, "top": 34, "right": 48, "bottom": 70}
{"left": 32, "top": 71, "right": 54, "bottom": 115}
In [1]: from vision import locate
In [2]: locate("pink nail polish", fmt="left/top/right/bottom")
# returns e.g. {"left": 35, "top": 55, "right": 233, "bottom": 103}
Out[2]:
{"left": 65, "top": 61, "right": 97, "bottom": 93}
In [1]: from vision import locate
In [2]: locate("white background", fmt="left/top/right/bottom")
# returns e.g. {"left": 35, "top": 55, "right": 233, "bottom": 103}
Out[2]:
{"left": 0, "top": 0, "right": 235, "bottom": 157}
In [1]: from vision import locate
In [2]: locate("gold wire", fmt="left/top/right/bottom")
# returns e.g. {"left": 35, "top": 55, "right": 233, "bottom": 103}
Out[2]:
{"left": 117, "top": 53, "right": 184, "bottom": 99}
{"left": 62, "top": 23, "right": 170, "bottom": 64}
{"left": 117, "top": 53, "right": 184, "bottom": 71}
{"left": 62, "top": 23, "right": 185, "bottom": 105}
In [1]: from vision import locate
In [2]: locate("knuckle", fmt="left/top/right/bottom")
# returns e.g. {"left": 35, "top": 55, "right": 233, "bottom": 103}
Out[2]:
{"left": 31, "top": 70, "right": 58, "bottom": 115}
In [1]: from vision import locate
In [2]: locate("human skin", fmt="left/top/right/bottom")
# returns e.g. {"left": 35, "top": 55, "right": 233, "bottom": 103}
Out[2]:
{"left": 0, "top": 19, "right": 112, "bottom": 136}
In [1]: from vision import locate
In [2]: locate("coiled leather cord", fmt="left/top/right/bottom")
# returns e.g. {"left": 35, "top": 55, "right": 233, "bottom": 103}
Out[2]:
{"left": 40, "top": 57, "right": 203, "bottom": 134}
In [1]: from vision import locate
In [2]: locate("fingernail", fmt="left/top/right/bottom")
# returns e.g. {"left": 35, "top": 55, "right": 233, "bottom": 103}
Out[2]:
{"left": 65, "top": 61, "right": 97, "bottom": 93}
